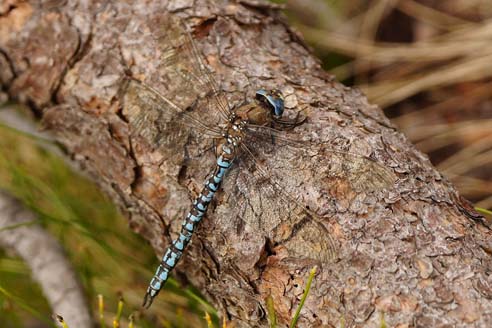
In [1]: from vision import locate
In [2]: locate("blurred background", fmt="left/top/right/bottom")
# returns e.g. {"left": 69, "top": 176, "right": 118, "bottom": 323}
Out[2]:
{"left": 288, "top": 0, "right": 492, "bottom": 210}
{"left": 0, "top": 0, "right": 491, "bottom": 327}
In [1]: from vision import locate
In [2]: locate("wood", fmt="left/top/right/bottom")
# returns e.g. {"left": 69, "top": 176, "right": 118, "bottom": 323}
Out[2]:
{"left": 0, "top": 191, "right": 93, "bottom": 328}
{"left": 1, "top": 1, "right": 491, "bottom": 327}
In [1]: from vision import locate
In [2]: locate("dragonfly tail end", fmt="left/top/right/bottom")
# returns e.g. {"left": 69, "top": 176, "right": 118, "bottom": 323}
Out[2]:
{"left": 142, "top": 292, "right": 155, "bottom": 309}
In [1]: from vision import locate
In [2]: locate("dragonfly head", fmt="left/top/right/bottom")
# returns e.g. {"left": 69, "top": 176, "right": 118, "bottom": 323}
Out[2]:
{"left": 256, "top": 89, "right": 285, "bottom": 118}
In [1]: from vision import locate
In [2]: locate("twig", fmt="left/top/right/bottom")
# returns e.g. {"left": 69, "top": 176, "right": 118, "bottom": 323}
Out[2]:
{"left": 0, "top": 191, "right": 93, "bottom": 328}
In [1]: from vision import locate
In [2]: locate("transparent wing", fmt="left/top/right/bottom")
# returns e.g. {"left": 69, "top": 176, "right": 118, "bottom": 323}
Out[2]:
{"left": 152, "top": 17, "right": 232, "bottom": 123}
{"left": 120, "top": 16, "right": 233, "bottom": 151}
{"left": 215, "top": 126, "right": 396, "bottom": 264}
{"left": 120, "top": 78, "right": 222, "bottom": 151}
{"left": 178, "top": 20, "right": 232, "bottom": 118}
{"left": 243, "top": 124, "right": 397, "bottom": 192}
{"left": 232, "top": 144, "right": 338, "bottom": 263}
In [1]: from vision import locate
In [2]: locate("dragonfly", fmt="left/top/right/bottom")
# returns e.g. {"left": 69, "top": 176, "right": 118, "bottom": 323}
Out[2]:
{"left": 119, "top": 17, "right": 397, "bottom": 309}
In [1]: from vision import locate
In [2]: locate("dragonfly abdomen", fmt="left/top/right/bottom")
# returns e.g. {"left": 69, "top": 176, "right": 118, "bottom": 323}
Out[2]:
{"left": 142, "top": 147, "right": 236, "bottom": 308}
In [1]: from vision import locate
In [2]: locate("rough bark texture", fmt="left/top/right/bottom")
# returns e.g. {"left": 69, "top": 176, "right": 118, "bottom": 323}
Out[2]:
{"left": 0, "top": 191, "right": 93, "bottom": 328}
{"left": 1, "top": 1, "right": 491, "bottom": 327}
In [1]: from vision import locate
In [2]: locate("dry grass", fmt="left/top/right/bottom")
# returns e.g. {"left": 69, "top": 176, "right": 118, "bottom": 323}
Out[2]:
{"left": 288, "top": 0, "right": 492, "bottom": 211}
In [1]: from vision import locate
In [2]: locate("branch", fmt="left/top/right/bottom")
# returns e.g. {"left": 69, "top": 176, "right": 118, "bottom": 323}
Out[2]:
{"left": 1, "top": 1, "right": 491, "bottom": 327}
{"left": 0, "top": 191, "right": 93, "bottom": 328}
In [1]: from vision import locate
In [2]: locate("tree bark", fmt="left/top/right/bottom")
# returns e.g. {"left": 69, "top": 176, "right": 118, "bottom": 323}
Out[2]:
{"left": 1, "top": 1, "right": 491, "bottom": 327}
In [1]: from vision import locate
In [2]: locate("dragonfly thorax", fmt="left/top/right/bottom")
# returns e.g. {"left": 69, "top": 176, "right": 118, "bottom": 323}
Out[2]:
{"left": 234, "top": 102, "right": 270, "bottom": 126}
{"left": 217, "top": 119, "right": 245, "bottom": 157}
{"left": 216, "top": 89, "right": 286, "bottom": 158}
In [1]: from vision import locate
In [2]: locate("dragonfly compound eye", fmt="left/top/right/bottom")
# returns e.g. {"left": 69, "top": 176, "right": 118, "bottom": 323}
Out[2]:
{"left": 255, "top": 89, "right": 285, "bottom": 117}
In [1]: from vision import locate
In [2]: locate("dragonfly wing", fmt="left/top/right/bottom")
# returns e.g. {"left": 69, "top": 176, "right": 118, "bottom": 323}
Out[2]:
{"left": 177, "top": 20, "right": 232, "bottom": 119}
{"left": 244, "top": 124, "right": 397, "bottom": 193}
{"left": 152, "top": 17, "right": 231, "bottom": 124}
{"left": 120, "top": 78, "right": 221, "bottom": 152}
{"left": 120, "top": 17, "right": 231, "bottom": 151}
{"left": 215, "top": 127, "right": 396, "bottom": 266}
{"left": 215, "top": 144, "right": 339, "bottom": 266}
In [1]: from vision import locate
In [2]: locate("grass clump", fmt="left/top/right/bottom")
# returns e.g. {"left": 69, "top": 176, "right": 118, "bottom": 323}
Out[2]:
{"left": 0, "top": 106, "right": 213, "bottom": 327}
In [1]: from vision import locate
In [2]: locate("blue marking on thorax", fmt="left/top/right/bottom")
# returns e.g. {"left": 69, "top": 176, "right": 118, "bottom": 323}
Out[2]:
{"left": 222, "top": 145, "right": 232, "bottom": 155}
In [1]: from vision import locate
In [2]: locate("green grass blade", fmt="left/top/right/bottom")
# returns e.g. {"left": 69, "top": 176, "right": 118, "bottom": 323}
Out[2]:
{"left": 0, "top": 285, "right": 57, "bottom": 328}
{"left": 476, "top": 207, "right": 492, "bottom": 216}
{"left": 380, "top": 311, "right": 387, "bottom": 328}
{"left": 289, "top": 266, "right": 317, "bottom": 328}
{"left": 0, "top": 219, "right": 37, "bottom": 232}
{"left": 266, "top": 294, "right": 277, "bottom": 328}
{"left": 54, "top": 315, "right": 70, "bottom": 328}
{"left": 0, "top": 108, "right": 217, "bottom": 327}
{"left": 113, "top": 296, "right": 124, "bottom": 328}
{"left": 98, "top": 294, "right": 107, "bottom": 328}
{"left": 128, "top": 314, "right": 135, "bottom": 328}
{"left": 184, "top": 288, "right": 218, "bottom": 318}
